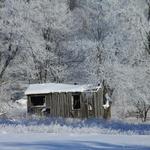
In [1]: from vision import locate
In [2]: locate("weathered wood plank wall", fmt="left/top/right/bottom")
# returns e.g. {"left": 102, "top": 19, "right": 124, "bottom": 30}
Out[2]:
{"left": 93, "top": 87, "right": 104, "bottom": 118}
{"left": 27, "top": 84, "right": 111, "bottom": 119}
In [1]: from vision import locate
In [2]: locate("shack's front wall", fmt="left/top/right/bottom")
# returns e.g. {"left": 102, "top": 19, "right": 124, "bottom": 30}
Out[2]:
{"left": 46, "top": 92, "right": 88, "bottom": 118}
{"left": 47, "top": 92, "right": 71, "bottom": 118}
{"left": 27, "top": 92, "right": 93, "bottom": 118}
{"left": 27, "top": 94, "right": 48, "bottom": 115}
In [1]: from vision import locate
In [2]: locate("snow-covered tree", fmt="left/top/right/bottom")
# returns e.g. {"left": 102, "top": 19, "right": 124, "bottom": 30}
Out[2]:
{"left": 0, "top": 0, "right": 69, "bottom": 84}
{"left": 0, "top": 0, "right": 150, "bottom": 120}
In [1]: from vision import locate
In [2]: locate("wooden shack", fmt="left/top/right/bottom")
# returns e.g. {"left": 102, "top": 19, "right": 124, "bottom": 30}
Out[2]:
{"left": 25, "top": 83, "right": 111, "bottom": 119}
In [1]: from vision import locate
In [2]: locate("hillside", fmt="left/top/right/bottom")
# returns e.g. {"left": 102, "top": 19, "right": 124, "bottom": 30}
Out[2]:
{"left": 0, "top": 0, "right": 150, "bottom": 120}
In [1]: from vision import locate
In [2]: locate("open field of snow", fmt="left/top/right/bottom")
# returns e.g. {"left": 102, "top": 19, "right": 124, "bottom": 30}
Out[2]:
{"left": 0, "top": 118, "right": 150, "bottom": 149}
{"left": 0, "top": 134, "right": 150, "bottom": 150}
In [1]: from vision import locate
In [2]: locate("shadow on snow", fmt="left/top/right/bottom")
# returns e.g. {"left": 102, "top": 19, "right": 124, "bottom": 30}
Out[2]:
{"left": 0, "top": 140, "right": 150, "bottom": 150}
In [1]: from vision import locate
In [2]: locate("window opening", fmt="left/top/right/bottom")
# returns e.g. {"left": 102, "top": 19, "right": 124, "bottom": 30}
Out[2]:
{"left": 31, "top": 96, "right": 45, "bottom": 106}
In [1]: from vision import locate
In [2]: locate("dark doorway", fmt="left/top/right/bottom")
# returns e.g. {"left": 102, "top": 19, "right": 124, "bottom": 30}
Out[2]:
{"left": 72, "top": 94, "right": 80, "bottom": 109}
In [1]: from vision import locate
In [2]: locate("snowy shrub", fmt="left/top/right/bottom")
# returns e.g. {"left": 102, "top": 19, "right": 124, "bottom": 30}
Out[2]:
{"left": 0, "top": 118, "right": 150, "bottom": 135}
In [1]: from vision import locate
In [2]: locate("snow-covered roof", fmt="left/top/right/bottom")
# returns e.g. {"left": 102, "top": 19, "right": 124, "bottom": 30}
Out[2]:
{"left": 25, "top": 83, "right": 101, "bottom": 95}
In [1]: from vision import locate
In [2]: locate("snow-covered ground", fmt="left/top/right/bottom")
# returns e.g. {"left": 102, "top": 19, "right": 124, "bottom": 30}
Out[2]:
{"left": 0, "top": 118, "right": 150, "bottom": 149}
{"left": 0, "top": 118, "right": 150, "bottom": 135}
{"left": 0, "top": 133, "right": 150, "bottom": 150}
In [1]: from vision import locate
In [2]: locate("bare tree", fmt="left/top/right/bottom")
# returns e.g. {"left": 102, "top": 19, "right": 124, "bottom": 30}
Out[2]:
{"left": 145, "top": 31, "right": 150, "bottom": 55}
{"left": 134, "top": 100, "right": 150, "bottom": 122}
{"left": 146, "top": 0, "right": 150, "bottom": 21}
{"left": 0, "top": 30, "right": 21, "bottom": 81}
{"left": 0, "top": 45, "right": 19, "bottom": 80}
{"left": 67, "top": 0, "right": 77, "bottom": 11}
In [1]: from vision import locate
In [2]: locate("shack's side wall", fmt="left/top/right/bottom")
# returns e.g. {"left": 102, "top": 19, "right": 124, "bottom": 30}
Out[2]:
{"left": 93, "top": 85, "right": 111, "bottom": 119}
{"left": 93, "top": 86, "right": 104, "bottom": 118}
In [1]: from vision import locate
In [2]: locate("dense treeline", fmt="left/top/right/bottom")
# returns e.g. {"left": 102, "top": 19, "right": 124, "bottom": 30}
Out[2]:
{"left": 0, "top": 0, "right": 150, "bottom": 120}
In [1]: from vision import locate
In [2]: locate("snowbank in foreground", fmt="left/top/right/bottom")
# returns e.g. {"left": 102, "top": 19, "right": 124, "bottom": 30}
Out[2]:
{"left": 0, "top": 118, "right": 150, "bottom": 135}
{"left": 0, "top": 134, "right": 150, "bottom": 150}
